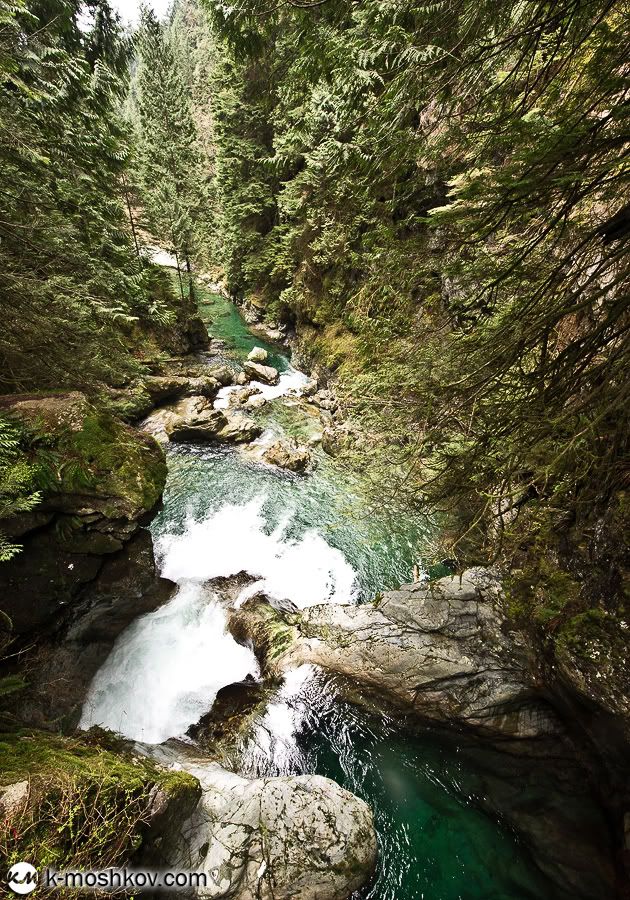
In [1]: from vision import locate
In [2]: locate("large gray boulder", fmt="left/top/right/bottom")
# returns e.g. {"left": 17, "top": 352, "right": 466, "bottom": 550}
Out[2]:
{"left": 247, "top": 346, "right": 268, "bottom": 363}
{"left": 243, "top": 361, "right": 279, "bottom": 385}
{"left": 229, "top": 569, "right": 560, "bottom": 741}
{"left": 156, "top": 762, "right": 377, "bottom": 900}
{"left": 145, "top": 397, "right": 262, "bottom": 445}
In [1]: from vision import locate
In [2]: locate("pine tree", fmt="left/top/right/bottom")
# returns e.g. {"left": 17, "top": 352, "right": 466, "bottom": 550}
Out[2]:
{"left": 133, "top": 7, "right": 203, "bottom": 295}
{"left": 0, "top": 0, "right": 150, "bottom": 391}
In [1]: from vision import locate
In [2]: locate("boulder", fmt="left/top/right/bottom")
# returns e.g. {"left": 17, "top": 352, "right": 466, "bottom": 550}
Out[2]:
{"left": 247, "top": 346, "right": 268, "bottom": 363}
{"left": 206, "top": 365, "right": 235, "bottom": 386}
{"left": 218, "top": 412, "right": 262, "bottom": 444}
{"left": 167, "top": 397, "right": 262, "bottom": 445}
{"left": 168, "top": 399, "right": 228, "bottom": 442}
{"left": 185, "top": 315, "right": 210, "bottom": 350}
{"left": 243, "top": 361, "right": 280, "bottom": 385}
{"left": 262, "top": 439, "right": 311, "bottom": 473}
{"left": 301, "top": 377, "right": 319, "bottom": 397}
{"left": 186, "top": 376, "right": 221, "bottom": 398}
{"left": 235, "top": 370, "right": 249, "bottom": 386}
{"left": 0, "top": 781, "right": 29, "bottom": 819}
{"left": 226, "top": 386, "right": 262, "bottom": 408}
{"left": 155, "top": 761, "right": 377, "bottom": 900}
{"left": 309, "top": 389, "right": 338, "bottom": 412}
{"left": 229, "top": 570, "right": 558, "bottom": 741}
{"left": 250, "top": 322, "right": 286, "bottom": 343}
{"left": 143, "top": 375, "right": 189, "bottom": 404}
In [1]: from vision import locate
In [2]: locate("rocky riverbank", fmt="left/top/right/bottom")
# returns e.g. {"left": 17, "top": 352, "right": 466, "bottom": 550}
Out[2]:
{"left": 226, "top": 568, "right": 626, "bottom": 899}
{"left": 2, "top": 285, "right": 627, "bottom": 900}
{"left": 0, "top": 338, "right": 379, "bottom": 899}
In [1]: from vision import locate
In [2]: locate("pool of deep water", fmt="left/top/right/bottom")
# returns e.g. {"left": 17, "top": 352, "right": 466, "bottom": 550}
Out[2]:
{"left": 81, "top": 286, "right": 560, "bottom": 900}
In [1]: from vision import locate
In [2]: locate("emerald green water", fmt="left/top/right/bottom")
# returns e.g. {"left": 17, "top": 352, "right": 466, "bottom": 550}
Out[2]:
{"left": 150, "top": 286, "right": 559, "bottom": 900}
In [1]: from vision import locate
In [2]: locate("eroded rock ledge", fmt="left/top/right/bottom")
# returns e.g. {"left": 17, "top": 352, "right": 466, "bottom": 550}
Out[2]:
{"left": 228, "top": 569, "right": 622, "bottom": 899}
{"left": 229, "top": 568, "right": 560, "bottom": 741}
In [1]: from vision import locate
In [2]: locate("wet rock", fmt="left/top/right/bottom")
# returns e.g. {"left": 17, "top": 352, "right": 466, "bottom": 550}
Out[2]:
{"left": 187, "top": 677, "right": 269, "bottom": 751}
{"left": 247, "top": 346, "right": 268, "bottom": 363}
{"left": 141, "top": 374, "right": 221, "bottom": 405}
{"left": 206, "top": 571, "right": 259, "bottom": 605}
{"left": 218, "top": 412, "right": 262, "bottom": 444}
{"left": 243, "top": 361, "right": 279, "bottom": 385}
{"left": 156, "top": 762, "right": 377, "bottom": 900}
{"left": 230, "top": 570, "right": 559, "bottom": 741}
{"left": 167, "top": 397, "right": 262, "bottom": 445}
{"left": 228, "top": 574, "right": 620, "bottom": 900}
{"left": 165, "top": 397, "right": 225, "bottom": 441}
{"left": 16, "top": 530, "right": 174, "bottom": 729}
{"left": 262, "top": 439, "right": 311, "bottom": 473}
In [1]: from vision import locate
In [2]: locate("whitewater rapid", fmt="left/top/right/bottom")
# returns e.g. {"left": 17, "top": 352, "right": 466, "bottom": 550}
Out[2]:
{"left": 80, "top": 497, "right": 357, "bottom": 744}
{"left": 214, "top": 365, "right": 310, "bottom": 409}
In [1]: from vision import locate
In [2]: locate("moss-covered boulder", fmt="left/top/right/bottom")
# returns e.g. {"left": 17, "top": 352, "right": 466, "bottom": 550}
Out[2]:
{"left": 0, "top": 729, "right": 200, "bottom": 876}
{"left": 0, "top": 392, "right": 167, "bottom": 636}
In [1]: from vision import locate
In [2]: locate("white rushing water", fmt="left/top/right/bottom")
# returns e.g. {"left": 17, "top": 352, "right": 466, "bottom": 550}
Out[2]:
{"left": 214, "top": 365, "right": 310, "bottom": 409}
{"left": 80, "top": 497, "right": 357, "bottom": 744}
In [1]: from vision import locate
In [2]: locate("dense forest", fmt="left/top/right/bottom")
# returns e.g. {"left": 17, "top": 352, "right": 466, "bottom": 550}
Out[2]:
{"left": 0, "top": 0, "right": 628, "bottom": 897}
{"left": 3, "top": 0, "right": 627, "bottom": 657}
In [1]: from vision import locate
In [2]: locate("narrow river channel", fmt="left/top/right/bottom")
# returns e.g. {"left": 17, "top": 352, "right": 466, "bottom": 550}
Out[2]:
{"left": 80, "top": 285, "right": 559, "bottom": 900}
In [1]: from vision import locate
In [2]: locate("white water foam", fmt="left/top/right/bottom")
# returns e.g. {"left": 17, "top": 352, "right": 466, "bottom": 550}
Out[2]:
{"left": 80, "top": 582, "right": 258, "bottom": 743}
{"left": 214, "top": 366, "right": 310, "bottom": 410}
{"left": 157, "top": 497, "right": 357, "bottom": 609}
{"left": 242, "top": 664, "right": 316, "bottom": 775}
{"left": 80, "top": 497, "right": 357, "bottom": 744}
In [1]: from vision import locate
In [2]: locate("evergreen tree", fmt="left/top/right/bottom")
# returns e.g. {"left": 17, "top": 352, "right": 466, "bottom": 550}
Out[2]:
{"left": 0, "top": 0, "right": 151, "bottom": 391}
{"left": 133, "top": 6, "right": 203, "bottom": 293}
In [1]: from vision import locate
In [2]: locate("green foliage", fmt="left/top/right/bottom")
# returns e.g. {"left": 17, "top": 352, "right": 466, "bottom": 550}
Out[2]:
{"left": 0, "top": 416, "right": 43, "bottom": 560}
{"left": 198, "top": 0, "right": 628, "bottom": 574}
{"left": 0, "top": 0, "right": 161, "bottom": 392}
{"left": 0, "top": 729, "right": 199, "bottom": 878}
{"left": 130, "top": 7, "right": 208, "bottom": 280}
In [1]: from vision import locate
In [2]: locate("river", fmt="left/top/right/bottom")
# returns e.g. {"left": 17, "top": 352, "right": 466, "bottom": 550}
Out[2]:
{"left": 80, "top": 285, "right": 559, "bottom": 900}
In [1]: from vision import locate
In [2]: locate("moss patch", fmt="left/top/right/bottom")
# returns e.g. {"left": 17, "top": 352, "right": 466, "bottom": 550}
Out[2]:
{"left": 0, "top": 729, "right": 198, "bottom": 874}
{"left": 56, "top": 411, "right": 166, "bottom": 516}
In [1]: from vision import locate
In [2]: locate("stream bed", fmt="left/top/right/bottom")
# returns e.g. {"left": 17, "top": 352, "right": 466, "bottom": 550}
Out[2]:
{"left": 81, "top": 287, "right": 561, "bottom": 900}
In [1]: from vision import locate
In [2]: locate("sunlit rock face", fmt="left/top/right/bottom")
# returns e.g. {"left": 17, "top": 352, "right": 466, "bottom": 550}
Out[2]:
{"left": 229, "top": 568, "right": 555, "bottom": 740}
{"left": 149, "top": 761, "right": 377, "bottom": 900}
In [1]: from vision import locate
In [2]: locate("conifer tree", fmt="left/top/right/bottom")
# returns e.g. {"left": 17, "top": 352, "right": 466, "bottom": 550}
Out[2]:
{"left": 0, "top": 0, "right": 148, "bottom": 391}
{"left": 133, "top": 7, "right": 203, "bottom": 293}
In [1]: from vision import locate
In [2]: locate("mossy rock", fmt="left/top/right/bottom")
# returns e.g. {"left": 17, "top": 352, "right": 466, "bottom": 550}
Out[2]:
{"left": 3, "top": 393, "right": 166, "bottom": 521}
{"left": 0, "top": 729, "right": 199, "bottom": 874}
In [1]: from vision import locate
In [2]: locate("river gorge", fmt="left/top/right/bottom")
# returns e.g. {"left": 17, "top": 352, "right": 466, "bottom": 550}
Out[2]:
{"left": 69, "top": 286, "right": 610, "bottom": 900}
